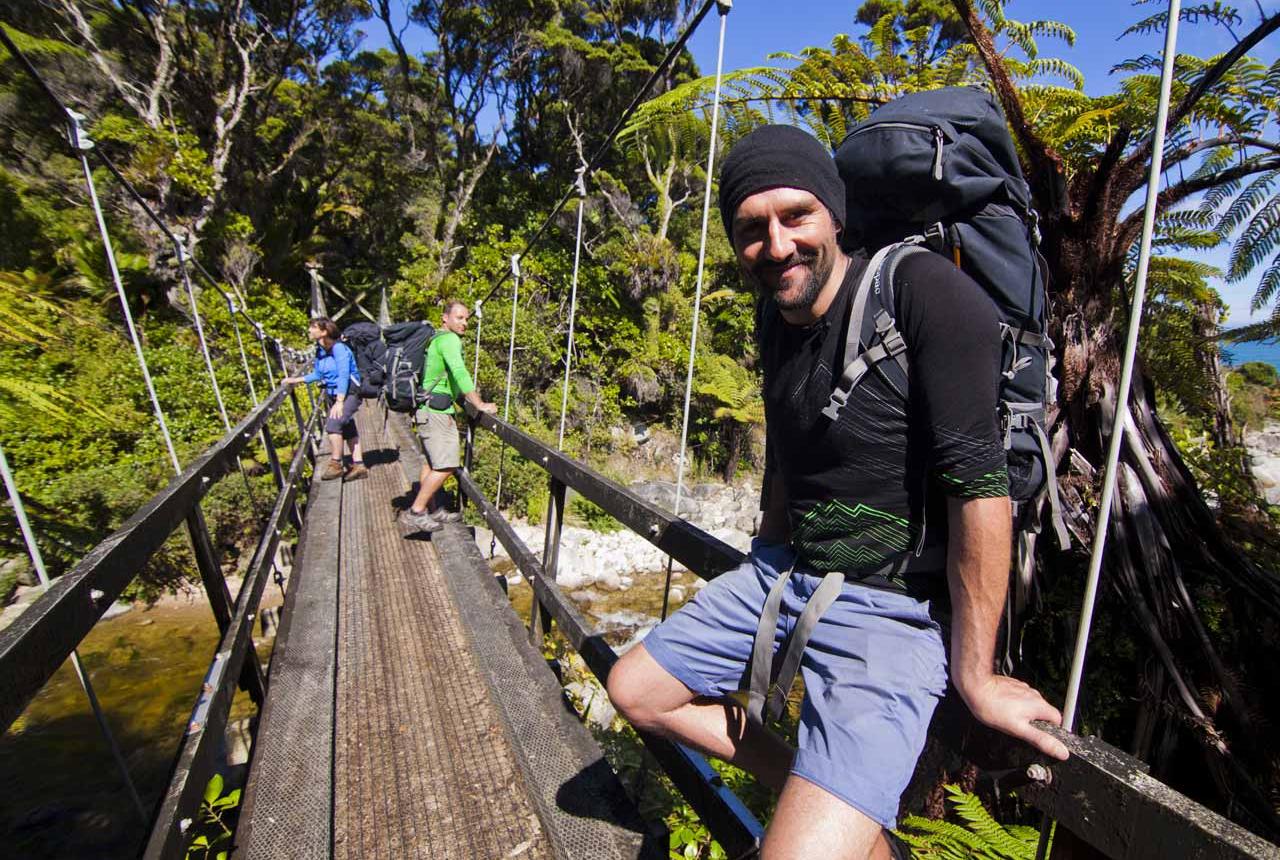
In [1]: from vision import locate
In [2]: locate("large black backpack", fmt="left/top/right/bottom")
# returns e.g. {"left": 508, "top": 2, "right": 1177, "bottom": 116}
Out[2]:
{"left": 381, "top": 320, "right": 435, "bottom": 413}
{"left": 342, "top": 321, "right": 386, "bottom": 399}
{"left": 832, "top": 86, "right": 1069, "bottom": 551}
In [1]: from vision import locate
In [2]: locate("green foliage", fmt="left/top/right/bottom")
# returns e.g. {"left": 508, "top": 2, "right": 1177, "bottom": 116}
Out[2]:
{"left": 184, "top": 773, "right": 240, "bottom": 860}
{"left": 896, "top": 785, "right": 1045, "bottom": 858}
{"left": 1237, "top": 360, "right": 1279, "bottom": 388}
{"left": 570, "top": 494, "right": 622, "bottom": 532}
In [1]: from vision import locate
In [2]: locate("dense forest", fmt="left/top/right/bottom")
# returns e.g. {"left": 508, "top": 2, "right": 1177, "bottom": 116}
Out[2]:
{"left": 2, "top": 0, "right": 1280, "bottom": 846}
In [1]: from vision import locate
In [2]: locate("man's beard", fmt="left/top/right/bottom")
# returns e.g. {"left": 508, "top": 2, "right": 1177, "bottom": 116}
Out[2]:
{"left": 748, "top": 247, "right": 834, "bottom": 312}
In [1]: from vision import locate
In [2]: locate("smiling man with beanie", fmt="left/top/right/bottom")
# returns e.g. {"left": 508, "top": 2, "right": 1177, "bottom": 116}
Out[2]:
{"left": 607, "top": 125, "right": 1066, "bottom": 860}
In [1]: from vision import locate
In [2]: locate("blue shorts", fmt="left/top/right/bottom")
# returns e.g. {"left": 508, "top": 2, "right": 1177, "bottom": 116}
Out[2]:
{"left": 642, "top": 540, "right": 948, "bottom": 829}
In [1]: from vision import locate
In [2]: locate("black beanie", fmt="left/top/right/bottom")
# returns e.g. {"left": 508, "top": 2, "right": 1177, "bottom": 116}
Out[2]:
{"left": 718, "top": 125, "right": 845, "bottom": 243}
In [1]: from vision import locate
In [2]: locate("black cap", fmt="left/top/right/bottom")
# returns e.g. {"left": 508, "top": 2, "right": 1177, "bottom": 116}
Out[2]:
{"left": 718, "top": 125, "right": 845, "bottom": 243}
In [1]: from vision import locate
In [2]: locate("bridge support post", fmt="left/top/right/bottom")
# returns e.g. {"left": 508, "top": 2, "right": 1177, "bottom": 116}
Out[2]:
{"left": 534, "top": 478, "right": 566, "bottom": 645}
{"left": 260, "top": 423, "right": 304, "bottom": 534}
{"left": 186, "top": 507, "right": 267, "bottom": 705}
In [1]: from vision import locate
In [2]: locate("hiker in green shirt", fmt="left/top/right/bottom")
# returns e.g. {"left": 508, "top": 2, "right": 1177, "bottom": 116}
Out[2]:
{"left": 402, "top": 300, "right": 495, "bottom": 532}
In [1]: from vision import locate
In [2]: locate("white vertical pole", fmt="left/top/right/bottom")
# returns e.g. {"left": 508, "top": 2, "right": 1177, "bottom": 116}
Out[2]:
{"left": 662, "top": 1, "right": 731, "bottom": 622}
{"left": 557, "top": 170, "right": 588, "bottom": 451}
{"left": 1061, "top": 0, "right": 1183, "bottom": 733}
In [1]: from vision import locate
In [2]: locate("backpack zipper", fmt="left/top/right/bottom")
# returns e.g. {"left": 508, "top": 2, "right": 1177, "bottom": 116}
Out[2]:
{"left": 846, "top": 121, "right": 946, "bottom": 180}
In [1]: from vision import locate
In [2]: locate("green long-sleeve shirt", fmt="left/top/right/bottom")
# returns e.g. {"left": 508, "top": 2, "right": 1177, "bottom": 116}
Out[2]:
{"left": 421, "top": 331, "right": 475, "bottom": 413}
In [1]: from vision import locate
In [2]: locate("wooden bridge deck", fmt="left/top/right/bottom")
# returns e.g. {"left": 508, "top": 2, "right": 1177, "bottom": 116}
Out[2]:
{"left": 233, "top": 409, "right": 654, "bottom": 860}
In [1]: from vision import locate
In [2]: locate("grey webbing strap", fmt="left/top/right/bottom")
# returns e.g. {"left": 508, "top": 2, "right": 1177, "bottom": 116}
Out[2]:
{"left": 761, "top": 571, "right": 844, "bottom": 723}
{"left": 744, "top": 569, "right": 846, "bottom": 727}
{"left": 745, "top": 568, "right": 793, "bottom": 726}
{"left": 999, "top": 322, "right": 1048, "bottom": 348}
{"left": 842, "top": 244, "right": 898, "bottom": 370}
{"left": 1024, "top": 414, "right": 1070, "bottom": 549}
{"left": 822, "top": 335, "right": 905, "bottom": 421}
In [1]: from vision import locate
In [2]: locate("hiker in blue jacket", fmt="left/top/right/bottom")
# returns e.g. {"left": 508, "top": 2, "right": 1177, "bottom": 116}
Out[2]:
{"left": 284, "top": 317, "right": 368, "bottom": 482}
{"left": 607, "top": 126, "right": 1066, "bottom": 860}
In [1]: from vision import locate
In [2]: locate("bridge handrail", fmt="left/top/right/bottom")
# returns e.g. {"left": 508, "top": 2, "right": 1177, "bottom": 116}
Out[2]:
{"left": 462, "top": 404, "right": 1278, "bottom": 860}
{"left": 144, "top": 408, "right": 317, "bottom": 858}
{"left": 0, "top": 384, "right": 296, "bottom": 729}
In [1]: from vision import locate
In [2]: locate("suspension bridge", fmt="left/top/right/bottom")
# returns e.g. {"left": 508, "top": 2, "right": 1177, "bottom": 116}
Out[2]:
{"left": 2, "top": 1, "right": 1279, "bottom": 857}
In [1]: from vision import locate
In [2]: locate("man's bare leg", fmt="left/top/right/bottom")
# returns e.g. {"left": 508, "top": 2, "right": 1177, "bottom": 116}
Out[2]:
{"left": 611, "top": 644, "right": 897, "bottom": 859}
{"left": 763, "top": 776, "right": 892, "bottom": 860}
{"left": 409, "top": 464, "right": 453, "bottom": 514}
{"left": 607, "top": 642, "right": 793, "bottom": 790}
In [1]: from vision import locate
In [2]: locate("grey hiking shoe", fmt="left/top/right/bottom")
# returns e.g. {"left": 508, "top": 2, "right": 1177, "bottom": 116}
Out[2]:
{"left": 401, "top": 508, "right": 442, "bottom": 533}
{"left": 433, "top": 510, "right": 463, "bottom": 523}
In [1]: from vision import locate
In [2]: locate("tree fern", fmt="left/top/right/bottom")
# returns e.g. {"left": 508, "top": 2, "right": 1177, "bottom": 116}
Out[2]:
{"left": 895, "top": 784, "right": 1045, "bottom": 859}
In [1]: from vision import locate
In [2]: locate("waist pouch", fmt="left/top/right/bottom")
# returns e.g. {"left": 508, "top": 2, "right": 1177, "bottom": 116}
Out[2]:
{"left": 427, "top": 391, "right": 454, "bottom": 411}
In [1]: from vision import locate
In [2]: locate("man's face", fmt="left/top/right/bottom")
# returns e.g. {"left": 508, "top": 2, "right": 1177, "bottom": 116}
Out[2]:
{"left": 443, "top": 305, "right": 469, "bottom": 334}
{"left": 731, "top": 187, "right": 840, "bottom": 312}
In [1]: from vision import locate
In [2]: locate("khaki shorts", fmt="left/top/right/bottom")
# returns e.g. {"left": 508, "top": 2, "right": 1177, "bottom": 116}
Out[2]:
{"left": 419, "top": 410, "right": 461, "bottom": 470}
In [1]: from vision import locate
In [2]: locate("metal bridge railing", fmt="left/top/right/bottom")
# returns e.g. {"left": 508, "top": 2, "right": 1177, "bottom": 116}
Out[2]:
{"left": 0, "top": 385, "right": 318, "bottom": 859}
{"left": 458, "top": 403, "right": 1278, "bottom": 860}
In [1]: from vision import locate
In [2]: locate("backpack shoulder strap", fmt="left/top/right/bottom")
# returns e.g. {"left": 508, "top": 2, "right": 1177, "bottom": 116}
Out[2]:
{"left": 822, "top": 243, "right": 925, "bottom": 421}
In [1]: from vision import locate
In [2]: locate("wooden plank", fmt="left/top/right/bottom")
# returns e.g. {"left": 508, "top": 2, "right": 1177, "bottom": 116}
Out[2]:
{"left": 0, "top": 387, "right": 290, "bottom": 732}
{"left": 235, "top": 443, "right": 339, "bottom": 860}
{"left": 143, "top": 422, "right": 313, "bottom": 859}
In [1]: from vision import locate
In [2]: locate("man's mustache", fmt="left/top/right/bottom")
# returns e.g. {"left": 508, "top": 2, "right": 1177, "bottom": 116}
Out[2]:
{"left": 753, "top": 249, "right": 819, "bottom": 280}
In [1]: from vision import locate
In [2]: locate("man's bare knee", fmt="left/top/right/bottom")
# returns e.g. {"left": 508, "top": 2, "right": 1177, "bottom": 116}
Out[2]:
{"left": 606, "top": 643, "right": 688, "bottom": 732}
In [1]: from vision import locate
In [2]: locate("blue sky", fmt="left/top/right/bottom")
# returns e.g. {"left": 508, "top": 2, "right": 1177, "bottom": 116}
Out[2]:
{"left": 682, "top": 0, "right": 1279, "bottom": 324}
{"left": 360, "top": 1, "right": 1278, "bottom": 323}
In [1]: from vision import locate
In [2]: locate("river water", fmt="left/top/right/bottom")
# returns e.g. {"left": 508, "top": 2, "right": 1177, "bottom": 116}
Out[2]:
{"left": 0, "top": 589, "right": 281, "bottom": 859}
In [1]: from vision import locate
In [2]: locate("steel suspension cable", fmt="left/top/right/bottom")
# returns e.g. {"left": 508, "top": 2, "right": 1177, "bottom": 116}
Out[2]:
{"left": 227, "top": 296, "right": 261, "bottom": 406}
{"left": 69, "top": 112, "right": 182, "bottom": 475}
{"left": 556, "top": 171, "right": 589, "bottom": 451}
{"left": 176, "top": 247, "right": 231, "bottom": 430}
{"left": 1035, "top": 3, "right": 1183, "bottom": 857}
{"left": 494, "top": 256, "right": 522, "bottom": 538}
{"left": 661, "top": 0, "right": 731, "bottom": 622}
{"left": 478, "top": 0, "right": 718, "bottom": 308}
{"left": 0, "top": 445, "right": 148, "bottom": 823}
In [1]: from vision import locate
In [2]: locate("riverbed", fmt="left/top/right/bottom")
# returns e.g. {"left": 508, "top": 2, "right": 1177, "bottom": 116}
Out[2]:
{"left": 0, "top": 585, "right": 283, "bottom": 859}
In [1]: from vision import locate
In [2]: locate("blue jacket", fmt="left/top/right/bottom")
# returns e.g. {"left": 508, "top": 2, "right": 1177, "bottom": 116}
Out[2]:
{"left": 303, "top": 341, "right": 361, "bottom": 395}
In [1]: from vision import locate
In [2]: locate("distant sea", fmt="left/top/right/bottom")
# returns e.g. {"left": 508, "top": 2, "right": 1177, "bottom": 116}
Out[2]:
{"left": 1221, "top": 338, "right": 1280, "bottom": 374}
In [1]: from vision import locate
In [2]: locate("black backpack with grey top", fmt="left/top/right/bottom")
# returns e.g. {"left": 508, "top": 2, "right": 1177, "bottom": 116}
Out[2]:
{"left": 833, "top": 85, "right": 1068, "bottom": 549}
{"left": 739, "top": 87, "right": 1069, "bottom": 729}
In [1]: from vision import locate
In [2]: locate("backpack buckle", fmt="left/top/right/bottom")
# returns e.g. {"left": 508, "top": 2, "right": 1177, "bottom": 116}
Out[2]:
{"left": 822, "top": 386, "right": 850, "bottom": 421}
{"left": 922, "top": 222, "right": 946, "bottom": 252}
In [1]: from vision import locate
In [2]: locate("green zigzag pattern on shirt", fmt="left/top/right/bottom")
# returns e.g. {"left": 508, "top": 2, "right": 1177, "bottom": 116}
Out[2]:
{"left": 938, "top": 469, "right": 1009, "bottom": 499}
{"left": 792, "top": 500, "right": 914, "bottom": 571}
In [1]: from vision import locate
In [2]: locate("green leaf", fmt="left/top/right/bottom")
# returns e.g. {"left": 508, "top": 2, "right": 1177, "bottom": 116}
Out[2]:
{"left": 204, "top": 773, "right": 224, "bottom": 805}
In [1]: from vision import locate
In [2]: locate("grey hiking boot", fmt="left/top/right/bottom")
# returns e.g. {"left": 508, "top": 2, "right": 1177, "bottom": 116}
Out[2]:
{"left": 433, "top": 510, "right": 463, "bottom": 523}
{"left": 401, "top": 508, "right": 442, "bottom": 533}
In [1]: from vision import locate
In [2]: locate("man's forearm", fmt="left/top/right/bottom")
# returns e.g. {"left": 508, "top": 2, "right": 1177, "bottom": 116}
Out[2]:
{"left": 464, "top": 390, "right": 484, "bottom": 408}
{"left": 945, "top": 496, "right": 1011, "bottom": 695}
